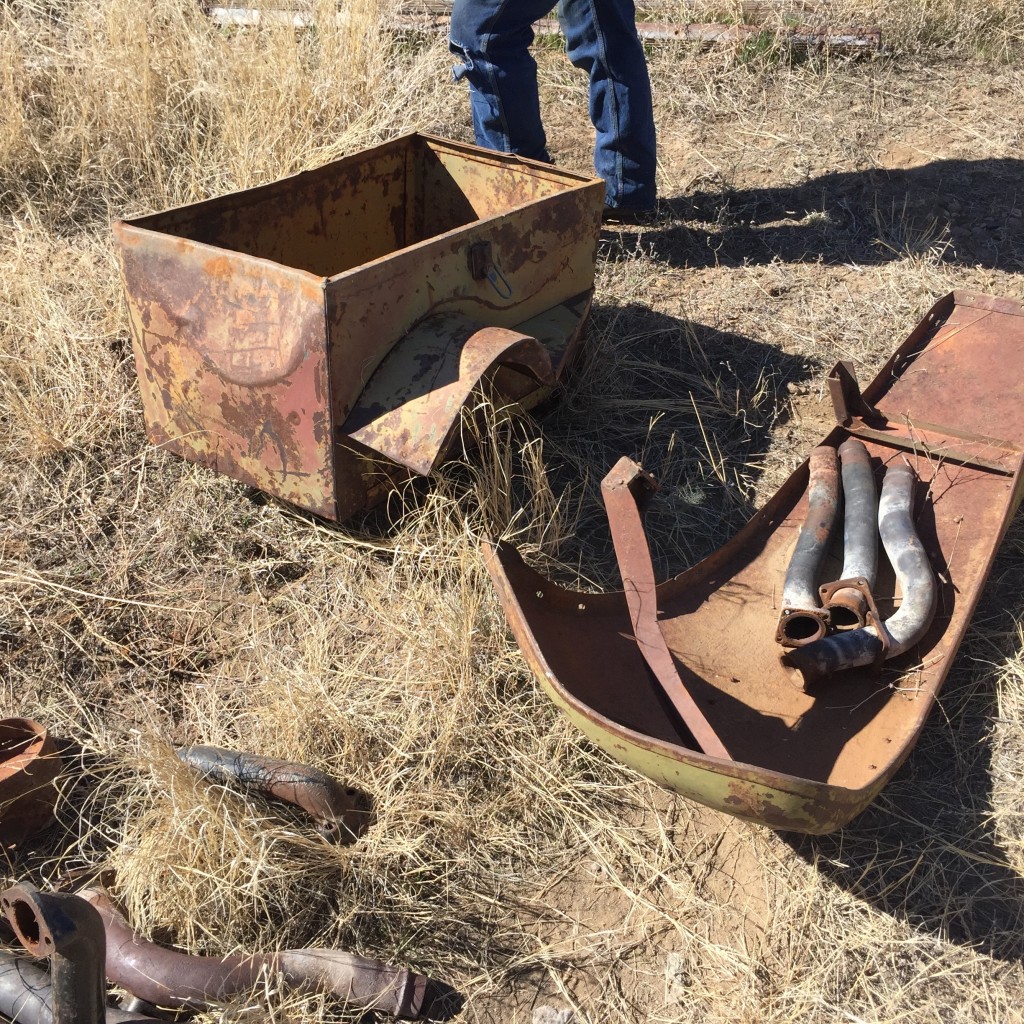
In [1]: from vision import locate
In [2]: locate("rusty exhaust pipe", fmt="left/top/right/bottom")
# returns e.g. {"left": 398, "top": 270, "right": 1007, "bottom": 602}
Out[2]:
{"left": 822, "top": 439, "right": 879, "bottom": 629}
{"left": 1, "top": 883, "right": 106, "bottom": 1024}
{"left": 776, "top": 446, "right": 840, "bottom": 647}
{"left": 176, "top": 745, "right": 372, "bottom": 842}
{"left": 786, "top": 461, "right": 937, "bottom": 686}
{"left": 0, "top": 952, "right": 162, "bottom": 1024}
{"left": 78, "top": 887, "right": 435, "bottom": 1019}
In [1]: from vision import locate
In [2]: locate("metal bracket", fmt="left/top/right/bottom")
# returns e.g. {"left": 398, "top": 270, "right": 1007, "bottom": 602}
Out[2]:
{"left": 827, "top": 361, "right": 886, "bottom": 428}
{"left": 601, "top": 458, "right": 730, "bottom": 760}
{"left": 468, "top": 241, "right": 493, "bottom": 281}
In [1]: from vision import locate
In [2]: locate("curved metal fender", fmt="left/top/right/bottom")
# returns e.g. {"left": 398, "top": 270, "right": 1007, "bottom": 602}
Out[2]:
{"left": 176, "top": 745, "right": 371, "bottom": 842}
{"left": 786, "top": 460, "right": 937, "bottom": 685}
{"left": 0, "top": 718, "right": 62, "bottom": 849}
{"left": 78, "top": 887, "right": 433, "bottom": 1019}
{"left": 776, "top": 446, "right": 841, "bottom": 646}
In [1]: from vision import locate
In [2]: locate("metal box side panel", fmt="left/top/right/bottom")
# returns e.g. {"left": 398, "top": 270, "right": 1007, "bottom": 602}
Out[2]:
{"left": 115, "top": 222, "right": 337, "bottom": 518}
{"left": 418, "top": 135, "right": 591, "bottom": 221}
{"left": 326, "top": 181, "right": 605, "bottom": 424}
{"left": 125, "top": 138, "right": 410, "bottom": 280}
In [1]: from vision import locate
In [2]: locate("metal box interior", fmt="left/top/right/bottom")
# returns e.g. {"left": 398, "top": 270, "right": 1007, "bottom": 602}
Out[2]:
{"left": 116, "top": 133, "right": 604, "bottom": 520}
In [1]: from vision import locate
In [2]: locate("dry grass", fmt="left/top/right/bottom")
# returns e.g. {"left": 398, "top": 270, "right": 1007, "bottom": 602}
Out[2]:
{"left": 3, "top": 1, "right": 1024, "bottom": 1022}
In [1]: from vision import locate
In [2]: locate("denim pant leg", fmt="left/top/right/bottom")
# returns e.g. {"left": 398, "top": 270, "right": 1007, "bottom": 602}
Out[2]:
{"left": 558, "top": 0, "right": 657, "bottom": 209}
{"left": 449, "top": 0, "right": 557, "bottom": 162}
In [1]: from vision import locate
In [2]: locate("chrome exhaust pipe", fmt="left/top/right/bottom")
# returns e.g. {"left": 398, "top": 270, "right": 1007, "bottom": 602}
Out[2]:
{"left": 786, "top": 461, "right": 937, "bottom": 685}
{"left": 776, "top": 446, "right": 840, "bottom": 647}
{"left": 823, "top": 439, "right": 878, "bottom": 629}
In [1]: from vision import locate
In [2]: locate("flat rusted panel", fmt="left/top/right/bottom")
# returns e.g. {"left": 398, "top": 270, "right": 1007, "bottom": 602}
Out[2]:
{"left": 326, "top": 168, "right": 603, "bottom": 423}
{"left": 116, "top": 223, "right": 336, "bottom": 518}
{"left": 486, "top": 291, "right": 1024, "bottom": 833}
{"left": 128, "top": 138, "right": 410, "bottom": 278}
{"left": 424, "top": 136, "right": 594, "bottom": 220}
{"left": 872, "top": 291, "right": 1024, "bottom": 446}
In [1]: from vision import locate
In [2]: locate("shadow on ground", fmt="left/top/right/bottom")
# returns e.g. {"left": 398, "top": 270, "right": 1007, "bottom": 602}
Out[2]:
{"left": 615, "top": 158, "right": 1024, "bottom": 272}
{"left": 532, "top": 302, "right": 812, "bottom": 583}
{"left": 786, "top": 524, "right": 1024, "bottom": 963}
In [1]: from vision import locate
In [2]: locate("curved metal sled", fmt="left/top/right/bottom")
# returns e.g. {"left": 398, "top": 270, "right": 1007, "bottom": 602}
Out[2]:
{"left": 486, "top": 291, "right": 1024, "bottom": 833}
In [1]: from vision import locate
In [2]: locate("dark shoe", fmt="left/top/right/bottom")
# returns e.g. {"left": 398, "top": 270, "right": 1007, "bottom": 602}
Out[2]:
{"left": 602, "top": 203, "right": 660, "bottom": 226}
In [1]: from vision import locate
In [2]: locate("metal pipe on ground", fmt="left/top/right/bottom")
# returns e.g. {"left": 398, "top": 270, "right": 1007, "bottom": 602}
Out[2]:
{"left": 77, "top": 888, "right": 436, "bottom": 1020}
{"left": 175, "top": 745, "right": 372, "bottom": 842}
{"left": 786, "top": 461, "right": 937, "bottom": 685}
{"left": 776, "top": 445, "right": 840, "bottom": 647}
{"left": 1, "top": 884, "right": 106, "bottom": 1024}
{"left": 824, "top": 438, "right": 879, "bottom": 629}
{"left": 0, "top": 952, "right": 161, "bottom": 1024}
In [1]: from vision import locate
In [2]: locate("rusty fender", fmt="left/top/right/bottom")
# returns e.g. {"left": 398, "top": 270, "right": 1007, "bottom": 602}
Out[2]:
{"left": 0, "top": 717, "right": 62, "bottom": 849}
{"left": 787, "top": 461, "right": 937, "bottom": 685}
{"left": 823, "top": 438, "right": 879, "bottom": 629}
{"left": 78, "top": 888, "right": 435, "bottom": 1019}
{"left": 176, "top": 745, "right": 371, "bottom": 842}
{"left": 1, "top": 883, "right": 107, "bottom": 1024}
{"left": 776, "top": 446, "right": 840, "bottom": 647}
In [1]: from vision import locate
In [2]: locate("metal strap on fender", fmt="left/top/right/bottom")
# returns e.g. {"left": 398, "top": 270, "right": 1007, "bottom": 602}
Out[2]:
{"left": 600, "top": 458, "right": 730, "bottom": 760}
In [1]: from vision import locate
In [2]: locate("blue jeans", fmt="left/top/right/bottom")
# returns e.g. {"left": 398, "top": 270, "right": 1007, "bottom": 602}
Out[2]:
{"left": 449, "top": 0, "right": 657, "bottom": 211}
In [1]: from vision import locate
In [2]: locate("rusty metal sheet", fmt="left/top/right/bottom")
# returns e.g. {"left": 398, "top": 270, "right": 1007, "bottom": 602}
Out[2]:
{"left": 343, "top": 313, "right": 554, "bottom": 475}
{"left": 115, "top": 223, "right": 336, "bottom": 518}
{"left": 485, "top": 291, "right": 1024, "bottom": 833}
{"left": 325, "top": 139, "right": 604, "bottom": 425}
{"left": 0, "top": 718, "right": 61, "bottom": 848}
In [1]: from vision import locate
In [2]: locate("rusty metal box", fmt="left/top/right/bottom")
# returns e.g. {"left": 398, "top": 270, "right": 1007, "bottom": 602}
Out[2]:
{"left": 115, "top": 133, "right": 604, "bottom": 521}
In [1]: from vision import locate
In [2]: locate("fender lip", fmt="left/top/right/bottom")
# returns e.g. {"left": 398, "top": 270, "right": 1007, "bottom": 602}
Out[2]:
{"left": 0, "top": 718, "right": 62, "bottom": 849}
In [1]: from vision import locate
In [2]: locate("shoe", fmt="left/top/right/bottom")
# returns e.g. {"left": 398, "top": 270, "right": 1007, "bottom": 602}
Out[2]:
{"left": 602, "top": 203, "right": 660, "bottom": 226}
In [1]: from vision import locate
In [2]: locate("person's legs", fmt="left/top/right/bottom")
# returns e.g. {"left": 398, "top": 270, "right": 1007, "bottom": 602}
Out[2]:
{"left": 449, "top": 0, "right": 557, "bottom": 162}
{"left": 557, "top": 0, "right": 657, "bottom": 210}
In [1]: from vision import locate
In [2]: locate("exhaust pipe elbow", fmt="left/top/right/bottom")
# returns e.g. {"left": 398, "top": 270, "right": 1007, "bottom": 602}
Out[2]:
{"left": 78, "top": 887, "right": 439, "bottom": 1020}
{"left": 777, "top": 445, "right": 840, "bottom": 646}
{"left": 876, "top": 461, "right": 937, "bottom": 658}
{"left": 176, "top": 745, "right": 373, "bottom": 843}
{"left": 1, "top": 883, "right": 106, "bottom": 1024}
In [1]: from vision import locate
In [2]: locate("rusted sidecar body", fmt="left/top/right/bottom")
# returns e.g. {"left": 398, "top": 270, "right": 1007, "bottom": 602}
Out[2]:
{"left": 486, "top": 291, "right": 1024, "bottom": 833}
{"left": 115, "top": 133, "right": 604, "bottom": 520}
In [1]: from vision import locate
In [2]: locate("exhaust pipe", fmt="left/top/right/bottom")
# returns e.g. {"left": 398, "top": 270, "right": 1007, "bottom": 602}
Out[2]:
{"left": 776, "top": 446, "right": 840, "bottom": 647}
{"left": 0, "top": 952, "right": 163, "bottom": 1024}
{"left": 176, "top": 745, "right": 372, "bottom": 842}
{"left": 78, "top": 887, "right": 436, "bottom": 1019}
{"left": 1, "top": 883, "right": 106, "bottom": 1024}
{"left": 786, "top": 461, "right": 937, "bottom": 685}
{"left": 823, "top": 439, "right": 879, "bottom": 629}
